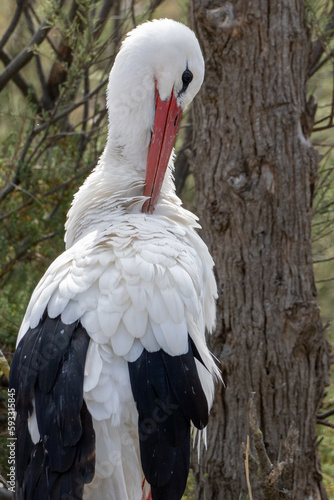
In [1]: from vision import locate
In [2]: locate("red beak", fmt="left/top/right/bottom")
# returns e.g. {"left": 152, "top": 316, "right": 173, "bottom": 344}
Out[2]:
{"left": 142, "top": 86, "right": 182, "bottom": 214}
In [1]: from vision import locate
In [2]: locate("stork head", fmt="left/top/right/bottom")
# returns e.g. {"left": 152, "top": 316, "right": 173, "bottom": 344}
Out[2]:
{"left": 106, "top": 19, "right": 204, "bottom": 213}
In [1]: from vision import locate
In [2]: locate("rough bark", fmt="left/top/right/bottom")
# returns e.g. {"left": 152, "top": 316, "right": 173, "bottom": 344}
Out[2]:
{"left": 190, "top": 1, "right": 330, "bottom": 499}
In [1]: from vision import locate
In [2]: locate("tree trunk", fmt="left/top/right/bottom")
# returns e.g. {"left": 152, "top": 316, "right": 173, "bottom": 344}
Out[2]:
{"left": 190, "top": 1, "right": 330, "bottom": 499}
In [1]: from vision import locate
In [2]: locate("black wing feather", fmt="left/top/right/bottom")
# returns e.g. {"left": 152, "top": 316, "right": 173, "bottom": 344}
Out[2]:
{"left": 161, "top": 340, "right": 208, "bottom": 429}
{"left": 9, "top": 313, "right": 95, "bottom": 500}
{"left": 128, "top": 336, "right": 209, "bottom": 500}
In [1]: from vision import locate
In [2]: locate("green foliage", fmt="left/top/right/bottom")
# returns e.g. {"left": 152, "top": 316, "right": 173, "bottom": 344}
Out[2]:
{"left": 0, "top": 0, "right": 112, "bottom": 353}
{"left": 309, "top": 1, "right": 334, "bottom": 493}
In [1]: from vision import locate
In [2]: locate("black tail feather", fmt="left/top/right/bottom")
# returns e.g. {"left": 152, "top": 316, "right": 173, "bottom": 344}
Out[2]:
{"left": 128, "top": 336, "right": 209, "bottom": 500}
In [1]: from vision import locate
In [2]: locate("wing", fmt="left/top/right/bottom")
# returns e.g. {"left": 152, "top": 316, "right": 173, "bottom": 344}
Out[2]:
{"left": 9, "top": 313, "right": 95, "bottom": 500}
{"left": 128, "top": 336, "right": 209, "bottom": 500}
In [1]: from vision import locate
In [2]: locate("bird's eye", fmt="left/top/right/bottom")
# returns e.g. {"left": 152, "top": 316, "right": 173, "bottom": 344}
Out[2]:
{"left": 181, "top": 69, "right": 193, "bottom": 93}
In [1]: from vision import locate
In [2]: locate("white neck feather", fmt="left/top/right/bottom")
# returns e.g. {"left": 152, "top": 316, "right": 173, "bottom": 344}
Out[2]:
{"left": 64, "top": 19, "right": 204, "bottom": 248}
{"left": 64, "top": 146, "right": 196, "bottom": 249}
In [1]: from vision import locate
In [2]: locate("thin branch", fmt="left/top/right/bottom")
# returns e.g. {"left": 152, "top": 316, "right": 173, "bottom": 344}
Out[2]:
{"left": 0, "top": 49, "right": 39, "bottom": 105}
{"left": 313, "top": 226, "right": 334, "bottom": 243}
{"left": 314, "top": 113, "right": 334, "bottom": 126}
{"left": 113, "top": 0, "right": 123, "bottom": 51}
{"left": 24, "top": 7, "right": 51, "bottom": 108}
{"left": 84, "top": 108, "right": 107, "bottom": 143}
{"left": 45, "top": 163, "right": 96, "bottom": 197}
{"left": 0, "top": 124, "right": 39, "bottom": 203}
{"left": 0, "top": 231, "right": 60, "bottom": 280}
{"left": 312, "top": 217, "right": 334, "bottom": 229}
{"left": 313, "top": 178, "right": 333, "bottom": 214}
{"left": 313, "top": 256, "right": 334, "bottom": 263}
{"left": 0, "top": 0, "right": 27, "bottom": 52}
{"left": 317, "top": 408, "right": 334, "bottom": 419}
{"left": 28, "top": 3, "right": 60, "bottom": 57}
{"left": 309, "top": 6, "right": 334, "bottom": 76}
{"left": 313, "top": 61, "right": 334, "bottom": 134}
{"left": 0, "top": 200, "right": 34, "bottom": 221}
{"left": 316, "top": 276, "right": 334, "bottom": 283}
{"left": 313, "top": 123, "right": 334, "bottom": 132}
{"left": 45, "top": 0, "right": 80, "bottom": 103}
{"left": 0, "top": 22, "right": 51, "bottom": 93}
{"left": 93, "top": 0, "right": 115, "bottom": 39}
{"left": 148, "top": 0, "right": 166, "bottom": 13}
{"left": 0, "top": 0, "right": 66, "bottom": 92}
{"left": 76, "top": 68, "right": 90, "bottom": 169}
{"left": 34, "top": 78, "right": 108, "bottom": 134}
{"left": 309, "top": 48, "right": 334, "bottom": 77}
{"left": 130, "top": 0, "right": 137, "bottom": 28}
{"left": 0, "top": 162, "right": 95, "bottom": 222}
{"left": 313, "top": 219, "right": 334, "bottom": 241}
{"left": 0, "top": 74, "right": 107, "bottom": 204}
{"left": 316, "top": 418, "right": 334, "bottom": 429}
{"left": 314, "top": 197, "right": 334, "bottom": 217}
{"left": 7, "top": 183, "right": 43, "bottom": 208}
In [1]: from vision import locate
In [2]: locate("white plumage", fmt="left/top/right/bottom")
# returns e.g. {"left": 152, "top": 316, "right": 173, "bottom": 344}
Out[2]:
{"left": 11, "top": 18, "right": 219, "bottom": 500}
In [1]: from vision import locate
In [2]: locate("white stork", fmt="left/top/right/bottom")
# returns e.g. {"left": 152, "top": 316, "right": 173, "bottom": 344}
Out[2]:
{"left": 10, "top": 18, "right": 219, "bottom": 500}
